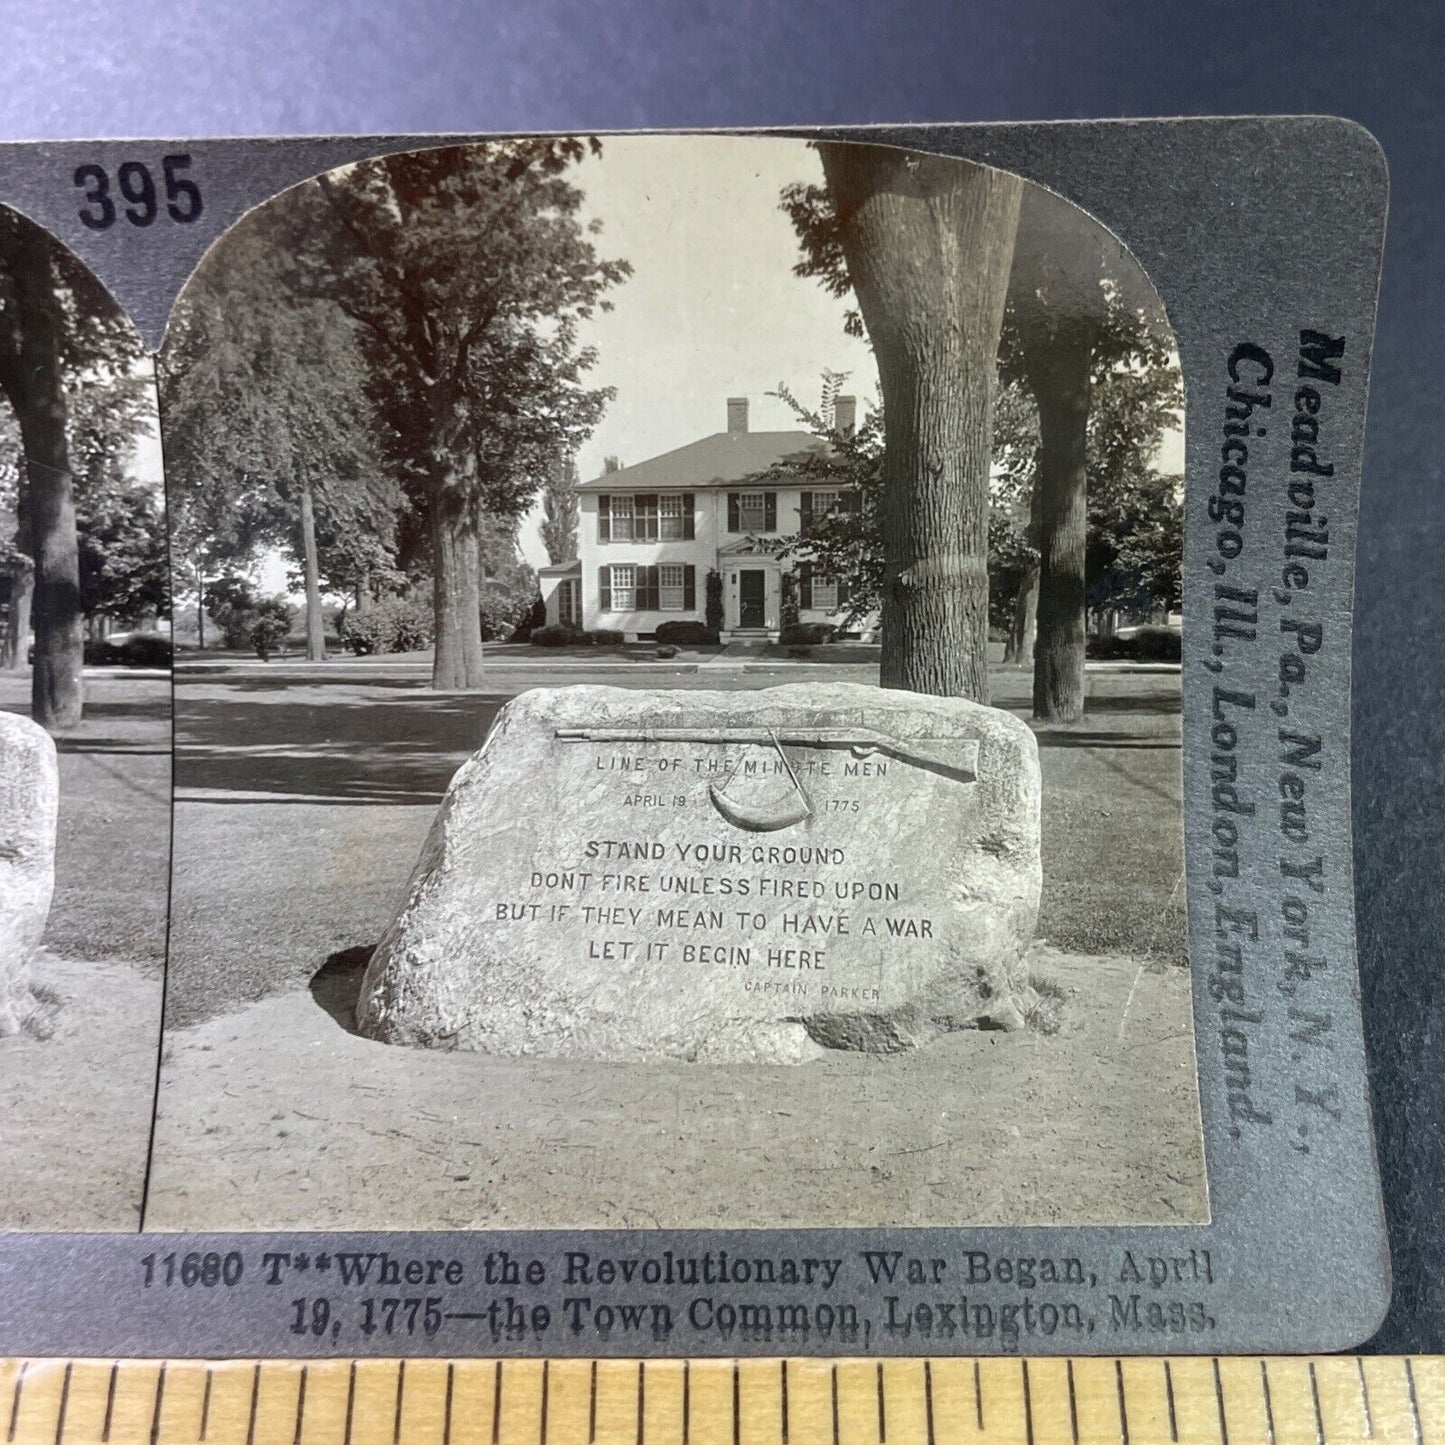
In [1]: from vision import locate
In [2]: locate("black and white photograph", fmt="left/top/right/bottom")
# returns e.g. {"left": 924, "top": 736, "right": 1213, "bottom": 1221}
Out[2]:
{"left": 0, "top": 205, "right": 170, "bottom": 1229}
{"left": 144, "top": 133, "right": 1201, "bottom": 1232}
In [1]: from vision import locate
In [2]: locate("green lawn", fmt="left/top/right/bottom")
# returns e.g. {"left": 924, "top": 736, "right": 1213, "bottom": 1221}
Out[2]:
{"left": 0, "top": 673, "right": 171, "bottom": 970}
{"left": 169, "top": 659, "right": 1183, "bottom": 1023}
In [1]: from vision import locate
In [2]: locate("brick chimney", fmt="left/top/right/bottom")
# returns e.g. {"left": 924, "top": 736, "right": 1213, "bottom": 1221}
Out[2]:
{"left": 727, "top": 397, "right": 749, "bottom": 434}
{"left": 834, "top": 395, "right": 857, "bottom": 437}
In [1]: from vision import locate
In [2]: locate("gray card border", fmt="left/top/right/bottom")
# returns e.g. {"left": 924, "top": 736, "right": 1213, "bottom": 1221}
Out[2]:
{"left": 0, "top": 117, "right": 1391, "bottom": 1357}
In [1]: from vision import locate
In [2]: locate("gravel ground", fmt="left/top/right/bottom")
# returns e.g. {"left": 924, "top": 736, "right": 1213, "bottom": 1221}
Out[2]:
{"left": 151, "top": 658, "right": 1196, "bottom": 1230}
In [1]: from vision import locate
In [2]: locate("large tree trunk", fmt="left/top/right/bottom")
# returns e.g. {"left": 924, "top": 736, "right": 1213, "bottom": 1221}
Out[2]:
{"left": 1006, "top": 562, "right": 1039, "bottom": 666}
{"left": 298, "top": 471, "right": 326, "bottom": 663}
{"left": 1023, "top": 323, "right": 1095, "bottom": 723}
{"left": 819, "top": 144, "right": 1021, "bottom": 702}
{"left": 3, "top": 554, "right": 33, "bottom": 672}
{"left": 1003, "top": 473, "right": 1042, "bottom": 666}
{"left": 430, "top": 496, "right": 485, "bottom": 690}
{"left": 8, "top": 232, "right": 83, "bottom": 731}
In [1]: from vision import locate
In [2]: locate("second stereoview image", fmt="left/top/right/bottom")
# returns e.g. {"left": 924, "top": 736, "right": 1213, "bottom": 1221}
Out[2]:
{"left": 143, "top": 133, "right": 1200, "bottom": 1231}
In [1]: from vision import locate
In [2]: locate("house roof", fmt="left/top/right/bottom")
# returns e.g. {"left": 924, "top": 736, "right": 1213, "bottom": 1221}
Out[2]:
{"left": 576, "top": 430, "right": 826, "bottom": 493}
{"left": 538, "top": 558, "right": 580, "bottom": 576}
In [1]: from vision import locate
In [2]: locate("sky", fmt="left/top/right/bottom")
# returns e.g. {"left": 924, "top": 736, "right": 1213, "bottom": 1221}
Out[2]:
{"left": 237, "top": 133, "right": 1181, "bottom": 587}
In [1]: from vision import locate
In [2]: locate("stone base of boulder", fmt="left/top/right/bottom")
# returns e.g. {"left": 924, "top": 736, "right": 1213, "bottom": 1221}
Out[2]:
{"left": 358, "top": 682, "right": 1042, "bottom": 1064}
{"left": 0, "top": 713, "right": 59, "bottom": 1037}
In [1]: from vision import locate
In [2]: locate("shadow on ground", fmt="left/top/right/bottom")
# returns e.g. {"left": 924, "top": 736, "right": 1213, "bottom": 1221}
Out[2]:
{"left": 309, "top": 945, "right": 372, "bottom": 1035}
{"left": 176, "top": 687, "right": 508, "bottom": 804}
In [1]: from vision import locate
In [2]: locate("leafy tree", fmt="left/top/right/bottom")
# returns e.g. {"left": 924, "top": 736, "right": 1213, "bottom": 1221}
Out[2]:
{"left": 478, "top": 514, "right": 540, "bottom": 640}
{"left": 786, "top": 171, "right": 1178, "bottom": 719}
{"left": 540, "top": 453, "right": 580, "bottom": 564}
{"left": 160, "top": 203, "right": 397, "bottom": 661}
{"left": 0, "top": 208, "right": 148, "bottom": 727}
{"left": 290, "top": 140, "right": 629, "bottom": 689}
{"left": 787, "top": 145, "right": 1021, "bottom": 701}
{"left": 77, "top": 483, "right": 169, "bottom": 626}
{"left": 1000, "top": 184, "right": 1176, "bottom": 720}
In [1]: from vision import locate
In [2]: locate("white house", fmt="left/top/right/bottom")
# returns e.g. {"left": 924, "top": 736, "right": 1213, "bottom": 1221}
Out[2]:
{"left": 540, "top": 396, "right": 862, "bottom": 642}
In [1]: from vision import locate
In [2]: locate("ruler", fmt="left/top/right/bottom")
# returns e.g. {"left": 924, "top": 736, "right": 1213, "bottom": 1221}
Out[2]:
{"left": 1, "top": 1357, "right": 1440, "bottom": 1445}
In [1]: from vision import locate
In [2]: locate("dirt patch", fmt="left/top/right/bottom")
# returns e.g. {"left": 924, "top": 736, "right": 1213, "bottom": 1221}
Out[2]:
{"left": 0, "top": 953, "right": 162, "bottom": 1230}
{"left": 145, "top": 945, "right": 1204, "bottom": 1231}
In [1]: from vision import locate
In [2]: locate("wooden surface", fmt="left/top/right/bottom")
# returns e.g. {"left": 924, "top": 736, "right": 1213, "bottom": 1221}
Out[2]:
{"left": 2, "top": 1356, "right": 1442, "bottom": 1445}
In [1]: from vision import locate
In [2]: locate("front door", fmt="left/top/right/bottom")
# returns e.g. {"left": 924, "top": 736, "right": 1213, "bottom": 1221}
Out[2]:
{"left": 739, "top": 569, "right": 766, "bottom": 629}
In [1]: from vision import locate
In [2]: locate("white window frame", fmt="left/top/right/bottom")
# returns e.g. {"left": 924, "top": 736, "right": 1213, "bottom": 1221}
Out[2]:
{"left": 659, "top": 494, "right": 685, "bottom": 540}
{"left": 809, "top": 489, "right": 840, "bottom": 518}
{"left": 610, "top": 494, "right": 634, "bottom": 541}
{"left": 611, "top": 564, "right": 636, "bottom": 611}
{"left": 559, "top": 578, "right": 580, "bottom": 626}
{"left": 811, "top": 576, "right": 840, "bottom": 612}
{"left": 738, "top": 490, "right": 768, "bottom": 532}
{"left": 659, "top": 564, "right": 686, "bottom": 612}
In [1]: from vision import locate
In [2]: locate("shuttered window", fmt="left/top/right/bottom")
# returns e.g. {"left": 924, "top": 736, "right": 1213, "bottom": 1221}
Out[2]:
{"left": 659, "top": 564, "right": 686, "bottom": 611}
{"left": 599, "top": 492, "right": 692, "bottom": 541}
{"left": 734, "top": 491, "right": 776, "bottom": 533}
{"left": 610, "top": 495, "right": 634, "bottom": 541}
{"left": 659, "top": 495, "right": 685, "bottom": 540}
{"left": 610, "top": 564, "right": 636, "bottom": 610}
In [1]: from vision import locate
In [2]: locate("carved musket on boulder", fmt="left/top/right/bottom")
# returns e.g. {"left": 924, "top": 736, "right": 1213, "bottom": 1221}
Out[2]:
{"left": 554, "top": 726, "right": 979, "bottom": 786}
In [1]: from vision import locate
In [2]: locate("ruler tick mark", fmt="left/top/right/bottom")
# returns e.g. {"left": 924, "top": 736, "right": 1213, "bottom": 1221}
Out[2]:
{"left": 924, "top": 1363, "right": 935, "bottom": 1445}
{"left": 732, "top": 1364, "right": 739, "bottom": 1445}
{"left": 1309, "top": 1362, "right": 1325, "bottom": 1445}
{"left": 394, "top": 1361, "right": 406, "bottom": 1445}
{"left": 344, "top": 1362, "right": 357, "bottom": 1445}
{"left": 294, "top": 1367, "right": 307, "bottom": 1445}
{"left": 781, "top": 1361, "right": 789, "bottom": 1445}
{"left": 53, "top": 1363, "right": 71, "bottom": 1445}
{"left": 590, "top": 1361, "right": 598, "bottom": 1445}
{"left": 150, "top": 1363, "right": 167, "bottom": 1445}
{"left": 831, "top": 1365, "right": 840, "bottom": 1445}
{"left": 200, "top": 1368, "right": 213, "bottom": 1443}
{"left": 1357, "top": 1359, "right": 1374, "bottom": 1439}
{"left": 682, "top": 1362, "right": 689, "bottom": 1445}
{"left": 245, "top": 1363, "right": 261, "bottom": 1445}
{"left": 9, "top": 1360, "right": 27, "bottom": 1444}
{"left": 1261, "top": 1362, "right": 1277, "bottom": 1445}
{"left": 493, "top": 1362, "right": 503, "bottom": 1445}
{"left": 1164, "top": 1362, "right": 1178, "bottom": 1444}
{"left": 444, "top": 1364, "right": 455, "bottom": 1445}
{"left": 102, "top": 1363, "right": 117, "bottom": 1443}
{"left": 975, "top": 1361, "right": 985, "bottom": 1432}
{"left": 1213, "top": 1359, "right": 1230, "bottom": 1445}
{"left": 638, "top": 1363, "right": 645, "bottom": 1445}
{"left": 542, "top": 1362, "right": 551, "bottom": 1445}
{"left": 877, "top": 1361, "right": 886, "bottom": 1444}
{"left": 1115, "top": 1361, "right": 1129, "bottom": 1445}
{"left": 1406, "top": 1359, "right": 1424, "bottom": 1445}
{"left": 1067, "top": 1360, "right": 1080, "bottom": 1445}
{"left": 1023, "top": 1361, "right": 1036, "bottom": 1445}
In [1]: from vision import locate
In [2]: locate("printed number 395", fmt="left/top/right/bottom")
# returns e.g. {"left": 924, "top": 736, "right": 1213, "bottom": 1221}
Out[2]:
{"left": 73, "top": 154, "right": 203, "bottom": 230}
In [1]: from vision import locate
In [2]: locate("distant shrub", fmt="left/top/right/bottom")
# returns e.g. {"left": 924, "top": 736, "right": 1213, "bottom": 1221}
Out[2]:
{"left": 118, "top": 632, "right": 172, "bottom": 668}
{"left": 780, "top": 622, "right": 834, "bottom": 646}
{"left": 587, "top": 628, "right": 625, "bottom": 646}
{"left": 249, "top": 598, "right": 294, "bottom": 660}
{"left": 1132, "top": 625, "right": 1182, "bottom": 661}
{"left": 654, "top": 620, "right": 719, "bottom": 646}
{"left": 656, "top": 644, "right": 679, "bottom": 659}
{"left": 530, "top": 623, "right": 588, "bottom": 648}
{"left": 203, "top": 575, "right": 262, "bottom": 650}
{"left": 1086, "top": 627, "right": 1181, "bottom": 662}
{"left": 1086, "top": 633, "right": 1131, "bottom": 660}
{"left": 705, "top": 569, "right": 724, "bottom": 631}
{"left": 341, "top": 595, "right": 434, "bottom": 655}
